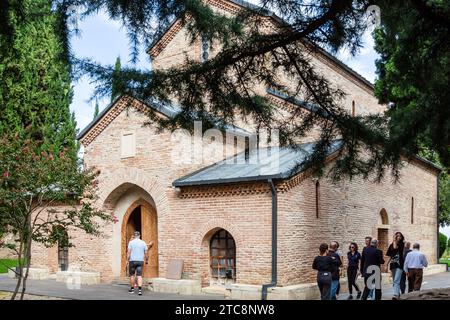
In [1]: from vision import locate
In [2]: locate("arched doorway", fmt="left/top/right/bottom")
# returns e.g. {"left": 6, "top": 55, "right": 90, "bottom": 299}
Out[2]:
{"left": 377, "top": 208, "right": 389, "bottom": 268}
{"left": 121, "top": 199, "right": 158, "bottom": 278}
{"left": 210, "top": 229, "right": 236, "bottom": 285}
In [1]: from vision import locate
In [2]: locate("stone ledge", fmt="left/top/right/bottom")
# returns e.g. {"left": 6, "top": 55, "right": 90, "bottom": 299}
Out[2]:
{"left": 56, "top": 271, "right": 100, "bottom": 285}
{"left": 8, "top": 268, "right": 49, "bottom": 280}
{"left": 423, "top": 263, "right": 447, "bottom": 276}
{"left": 148, "top": 278, "right": 202, "bottom": 295}
{"left": 227, "top": 284, "right": 262, "bottom": 300}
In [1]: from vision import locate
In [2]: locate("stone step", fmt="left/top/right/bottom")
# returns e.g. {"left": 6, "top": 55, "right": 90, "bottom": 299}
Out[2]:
{"left": 201, "top": 285, "right": 231, "bottom": 297}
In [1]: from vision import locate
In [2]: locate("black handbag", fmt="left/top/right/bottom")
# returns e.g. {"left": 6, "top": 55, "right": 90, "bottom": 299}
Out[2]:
{"left": 317, "top": 271, "right": 332, "bottom": 284}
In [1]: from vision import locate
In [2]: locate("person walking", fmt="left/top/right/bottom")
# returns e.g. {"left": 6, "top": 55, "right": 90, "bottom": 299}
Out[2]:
{"left": 401, "top": 242, "right": 412, "bottom": 294}
{"left": 361, "top": 239, "right": 385, "bottom": 300}
{"left": 404, "top": 243, "right": 428, "bottom": 292}
{"left": 335, "top": 241, "right": 344, "bottom": 299}
{"left": 127, "top": 231, "right": 153, "bottom": 296}
{"left": 386, "top": 232, "right": 405, "bottom": 300}
{"left": 360, "top": 236, "right": 374, "bottom": 299}
{"left": 313, "top": 243, "right": 336, "bottom": 300}
{"left": 346, "top": 242, "right": 362, "bottom": 299}
{"left": 327, "top": 241, "right": 343, "bottom": 300}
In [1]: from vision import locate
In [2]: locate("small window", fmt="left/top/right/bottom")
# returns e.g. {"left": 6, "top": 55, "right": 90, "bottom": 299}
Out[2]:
{"left": 121, "top": 131, "right": 136, "bottom": 158}
{"left": 210, "top": 229, "right": 236, "bottom": 281}
{"left": 411, "top": 197, "right": 414, "bottom": 224}
{"left": 315, "top": 181, "right": 320, "bottom": 219}
{"left": 352, "top": 100, "right": 356, "bottom": 117}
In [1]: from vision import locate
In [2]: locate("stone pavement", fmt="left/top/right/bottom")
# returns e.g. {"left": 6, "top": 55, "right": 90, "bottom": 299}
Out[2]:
{"left": 339, "top": 270, "right": 450, "bottom": 300}
{"left": 1, "top": 271, "right": 449, "bottom": 300}
{"left": 0, "top": 274, "right": 225, "bottom": 300}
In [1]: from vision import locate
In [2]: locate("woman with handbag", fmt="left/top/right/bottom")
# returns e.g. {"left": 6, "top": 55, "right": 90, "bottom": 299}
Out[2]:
{"left": 312, "top": 243, "right": 336, "bottom": 300}
{"left": 386, "top": 231, "right": 406, "bottom": 300}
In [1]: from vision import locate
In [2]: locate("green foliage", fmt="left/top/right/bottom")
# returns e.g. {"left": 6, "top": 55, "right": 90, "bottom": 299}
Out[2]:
{"left": 111, "top": 56, "right": 122, "bottom": 102}
{"left": 0, "top": 259, "right": 20, "bottom": 274}
{"left": 439, "top": 232, "right": 448, "bottom": 258}
{"left": 93, "top": 97, "right": 100, "bottom": 119}
{"left": 0, "top": 0, "right": 77, "bottom": 161}
{"left": 419, "top": 146, "right": 450, "bottom": 226}
{"left": 374, "top": 1, "right": 450, "bottom": 171}
{"left": 0, "top": 134, "right": 111, "bottom": 249}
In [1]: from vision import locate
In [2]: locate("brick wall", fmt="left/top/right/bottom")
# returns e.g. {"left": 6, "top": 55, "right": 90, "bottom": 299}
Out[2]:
{"left": 277, "top": 163, "right": 438, "bottom": 286}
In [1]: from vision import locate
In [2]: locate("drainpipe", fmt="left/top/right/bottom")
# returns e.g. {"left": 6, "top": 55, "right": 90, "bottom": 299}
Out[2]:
{"left": 262, "top": 179, "right": 277, "bottom": 300}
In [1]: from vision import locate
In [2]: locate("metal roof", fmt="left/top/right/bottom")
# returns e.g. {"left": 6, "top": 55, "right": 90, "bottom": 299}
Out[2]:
{"left": 173, "top": 140, "right": 343, "bottom": 187}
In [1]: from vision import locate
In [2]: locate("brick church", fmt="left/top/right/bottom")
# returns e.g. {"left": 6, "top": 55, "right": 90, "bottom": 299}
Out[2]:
{"left": 31, "top": 0, "right": 441, "bottom": 298}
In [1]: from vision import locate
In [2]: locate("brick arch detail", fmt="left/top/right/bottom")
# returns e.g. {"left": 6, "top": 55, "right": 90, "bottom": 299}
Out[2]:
{"left": 197, "top": 218, "right": 243, "bottom": 247}
{"left": 98, "top": 167, "right": 169, "bottom": 218}
{"left": 196, "top": 219, "right": 243, "bottom": 286}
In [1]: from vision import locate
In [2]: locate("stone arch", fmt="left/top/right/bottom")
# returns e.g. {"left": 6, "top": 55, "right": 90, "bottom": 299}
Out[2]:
{"left": 98, "top": 167, "right": 169, "bottom": 218}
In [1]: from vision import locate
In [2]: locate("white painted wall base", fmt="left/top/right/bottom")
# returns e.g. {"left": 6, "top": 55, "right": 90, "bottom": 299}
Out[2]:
{"left": 8, "top": 268, "right": 49, "bottom": 280}
{"left": 148, "top": 278, "right": 202, "bottom": 295}
{"left": 56, "top": 271, "right": 100, "bottom": 285}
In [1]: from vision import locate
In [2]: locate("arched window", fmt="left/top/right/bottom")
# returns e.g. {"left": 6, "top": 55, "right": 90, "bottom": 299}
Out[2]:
{"left": 411, "top": 197, "right": 414, "bottom": 224}
{"left": 315, "top": 181, "right": 320, "bottom": 219}
{"left": 352, "top": 100, "right": 356, "bottom": 117}
{"left": 379, "top": 208, "right": 389, "bottom": 225}
{"left": 210, "top": 229, "right": 236, "bottom": 281}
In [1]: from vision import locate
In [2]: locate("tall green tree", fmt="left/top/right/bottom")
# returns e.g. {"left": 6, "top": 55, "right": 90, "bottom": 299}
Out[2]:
{"left": 0, "top": 0, "right": 77, "bottom": 160}
{"left": 111, "top": 56, "right": 122, "bottom": 102}
{"left": 93, "top": 97, "right": 100, "bottom": 118}
{"left": 0, "top": 0, "right": 110, "bottom": 300}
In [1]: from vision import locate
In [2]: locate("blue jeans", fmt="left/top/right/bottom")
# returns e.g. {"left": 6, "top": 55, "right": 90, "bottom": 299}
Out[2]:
{"left": 330, "top": 280, "right": 339, "bottom": 300}
{"left": 391, "top": 268, "right": 403, "bottom": 297}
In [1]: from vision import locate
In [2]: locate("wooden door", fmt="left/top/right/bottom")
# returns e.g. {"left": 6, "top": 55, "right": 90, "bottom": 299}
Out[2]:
{"left": 141, "top": 204, "right": 158, "bottom": 278}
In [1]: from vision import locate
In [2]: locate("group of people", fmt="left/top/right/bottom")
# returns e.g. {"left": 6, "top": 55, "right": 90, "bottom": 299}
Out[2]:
{"left": 312, "top": 232, "right": 429, "bottom": 300}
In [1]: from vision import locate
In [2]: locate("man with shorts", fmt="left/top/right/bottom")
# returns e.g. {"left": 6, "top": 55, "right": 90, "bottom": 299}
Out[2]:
{"left": 127, "top": 231, "right": 153, "bottom": 296}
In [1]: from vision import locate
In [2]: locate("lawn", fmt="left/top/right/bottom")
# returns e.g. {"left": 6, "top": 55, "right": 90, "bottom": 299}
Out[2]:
{"left": 439, "top": 258, "right": 450, "bottom": 267}
{"left": 0, "top": 259, "right": 19, "bottom": 274}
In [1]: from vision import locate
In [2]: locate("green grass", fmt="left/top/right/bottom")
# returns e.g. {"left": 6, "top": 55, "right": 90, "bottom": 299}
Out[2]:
{"left": 439, "top": 258, "right": 450, "bottom": 267}
{"left": 0, "top": 259, "right": 19, "bottom": 274}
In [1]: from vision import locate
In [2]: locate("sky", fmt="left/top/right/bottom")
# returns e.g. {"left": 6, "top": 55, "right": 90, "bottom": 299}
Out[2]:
{"left": 69, "top": 10, "right": 450, "bottom": 239}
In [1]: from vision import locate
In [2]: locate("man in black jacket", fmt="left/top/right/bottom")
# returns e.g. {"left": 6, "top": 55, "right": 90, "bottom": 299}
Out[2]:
{"left": 361, "top": 238, "right": 385, "bottom": 300}
{"left": 327, "top": 241, "right": 343, "bottom": 300}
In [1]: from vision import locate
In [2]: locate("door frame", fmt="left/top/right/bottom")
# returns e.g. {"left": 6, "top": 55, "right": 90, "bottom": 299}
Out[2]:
{"left": 121, "top": 199, "right": 158, "bottom": 277}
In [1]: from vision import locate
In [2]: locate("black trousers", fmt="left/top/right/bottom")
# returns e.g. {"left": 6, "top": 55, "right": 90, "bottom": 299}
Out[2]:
{"left": 361, "top": 273, "right": 382, "bottom": 300}
{"left": 347, "top": 267, "right": 360, "bottom": 294}
{"left": 317, "top": 280, "right": 331, "bottom": 300}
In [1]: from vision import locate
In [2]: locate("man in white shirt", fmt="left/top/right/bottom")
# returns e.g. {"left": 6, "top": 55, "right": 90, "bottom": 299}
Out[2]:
{"left": 403, "top": 243, "right": 428, "bottom": 292}
{"left": 127, "top": 231, "right": 153, "bottom": 296}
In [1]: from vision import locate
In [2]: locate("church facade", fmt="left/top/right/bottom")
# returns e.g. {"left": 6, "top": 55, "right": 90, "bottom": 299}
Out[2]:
{"left": 30, "top": 0, "right": 440, "bottom": 297}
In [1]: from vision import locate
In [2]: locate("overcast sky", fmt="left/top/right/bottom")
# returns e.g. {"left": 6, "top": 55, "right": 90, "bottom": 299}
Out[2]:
{"left": 69, "top": 10, "right": 450, "bottom": 239}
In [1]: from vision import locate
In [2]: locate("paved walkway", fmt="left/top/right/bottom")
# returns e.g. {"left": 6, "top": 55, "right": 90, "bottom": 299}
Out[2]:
{"left": 0, "top": 274, "right": 224, "bottom": 300}
{"left": 1, "top": 271, "right": 449, "bottom": 300}
{"left": 340, "top": 270, "right": 450, "bottom": 300}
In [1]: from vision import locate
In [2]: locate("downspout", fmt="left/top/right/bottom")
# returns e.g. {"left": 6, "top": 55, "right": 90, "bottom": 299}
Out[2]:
{"left": 262, "top": 178, "right": 277, "bottom": 300}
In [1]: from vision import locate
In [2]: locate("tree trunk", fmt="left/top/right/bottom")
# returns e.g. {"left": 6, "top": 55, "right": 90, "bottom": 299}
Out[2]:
{"left": 10, "top": 235, "right": 24, "bottom": 300}
{"left": 20, "top": 221, "right": 33, "bottom": 300}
